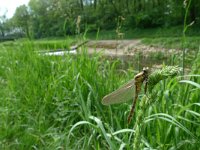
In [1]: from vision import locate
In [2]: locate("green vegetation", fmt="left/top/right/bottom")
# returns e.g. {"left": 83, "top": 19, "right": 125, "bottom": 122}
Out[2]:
{"left": 32, "top": 39, "right": 73, "bottom": 50}
{"left": 86, "top": 26, "right": 200, "bottom": 39}
{"left": 1, "top": 0, "right": 200, "bottom": 39}
{"left": 1, "top": 26, "right": 200, "bottom": 51}
{"left": 0, "top": 38, "right": 75, "bottom": 52}
{"left": 142, "top": 36, "right": 200, "bottom": 50}
{"left": 0, "top": 0, "right": 200, "bottom": 149}
{"left": 0, "top": 40, "right": 200, "bottom": 149}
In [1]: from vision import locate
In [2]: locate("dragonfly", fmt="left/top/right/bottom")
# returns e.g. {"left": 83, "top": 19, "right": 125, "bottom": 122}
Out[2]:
{"left": 102, "top": 67, "right": 149, "bottom": 124}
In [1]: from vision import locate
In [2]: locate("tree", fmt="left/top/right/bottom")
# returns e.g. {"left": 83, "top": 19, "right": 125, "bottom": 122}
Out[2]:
{"left": 0, "top": 14, "right": 7, "bottom": 37}
{"left": 7, "top": 0, "right": 200, "bottom": 39}
{"left": 13, "top": 5, "right": 31, "bottom": 39}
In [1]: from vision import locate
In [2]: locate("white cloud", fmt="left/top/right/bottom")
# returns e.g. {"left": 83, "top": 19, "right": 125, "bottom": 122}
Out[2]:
{"left": 0, "top": 0, "right": 29, "bottom": 18}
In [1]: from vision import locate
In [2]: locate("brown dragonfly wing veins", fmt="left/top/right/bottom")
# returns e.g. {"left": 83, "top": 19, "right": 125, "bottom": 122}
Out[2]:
{"left": 102, "top": 79, "right": 135, "bottom": 105}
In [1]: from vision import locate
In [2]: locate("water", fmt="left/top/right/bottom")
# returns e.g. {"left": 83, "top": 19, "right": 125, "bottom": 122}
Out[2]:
{"left": 44, "top": 50, "right": 77, "bottom": 56}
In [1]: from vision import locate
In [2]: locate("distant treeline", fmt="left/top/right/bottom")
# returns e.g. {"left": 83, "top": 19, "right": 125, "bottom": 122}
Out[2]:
{"left": 0, "top": 0, "right": 200, "bottom": 39}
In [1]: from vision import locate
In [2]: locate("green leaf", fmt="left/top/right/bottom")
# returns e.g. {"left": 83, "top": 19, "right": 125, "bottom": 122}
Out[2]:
{"left": 89, "top": 116, "right": 116, "bottom": 150}
{"left": 179, "top": 80, "right": 200, "bottom": 89}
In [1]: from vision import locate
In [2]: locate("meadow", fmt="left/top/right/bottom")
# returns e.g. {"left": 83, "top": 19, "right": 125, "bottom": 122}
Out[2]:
{"left": 0, "top": 31, "right": 200, "bottom": 150}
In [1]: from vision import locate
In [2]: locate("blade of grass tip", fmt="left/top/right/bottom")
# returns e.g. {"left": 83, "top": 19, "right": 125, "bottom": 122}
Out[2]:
{"left": 119, "top": 143, "right": 126, "bottom": 150}
{"left": 104, "top": 129, "right": 137, "bottom": 147}
{"left": 109, "top": 106, "right": 114, "bottom": 127}
{"left": 68, "top": 121, "right": 95, "bottom": 139}
{"left": 169, "top": 139, "right": 196, "bottom": 150}
{"left": 145, "top": 114, "right": 186, "bottom": 134}
{"left": 180, "top": 75, "right": 200, "bottom": 77}
{"left": 76, "top": 77, "right": 89, "bottom": 120}
{"left": 194, "top": 103, "right": 200, "bottom": 107}
{"left": 185, "top": 110, "right": 200, "bottom": 117}
{"left": 88, "top": 130, "right": 96, "bottom": 147}
{"left": 174, "top": 103, "right": 196, "bottom": 115}
{"left": 141, "top": 136, "right": 154, "bottom": 150}
{"left": 86, "top": 91, "right": 92, "bottom": 116}
{"left": 179, "top": 80, "right": 200, "bottom": 89}
{"left": 145, "top": 113, "right": 199, "bottom": 141}
{"left": 113, "top": 129, "right": 135, "bottom": 135}
{"left": 106, "top": 133, "right": 124, "bottom": 143}
{"left": 81, "top": 77, "right": 94, "bottom": 116}
{"left": 114, "top": 129, "right": 148, "bottom": 149}
{"left": 72, "top": 73, "right": 80, "bottom": 93}
{"left": 179, "top": 80, "right": 199, "bottom": 106}
{"left": 89, "top": 116, "right": 116, "bottom": 150}
{"left": 177, "top": 116, "right": 200, "bottom": 126}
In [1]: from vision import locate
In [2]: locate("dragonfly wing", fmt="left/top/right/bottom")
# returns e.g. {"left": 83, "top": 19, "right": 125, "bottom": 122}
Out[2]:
{"left": 102, "top": 79, "right": 135, "bottom": 105}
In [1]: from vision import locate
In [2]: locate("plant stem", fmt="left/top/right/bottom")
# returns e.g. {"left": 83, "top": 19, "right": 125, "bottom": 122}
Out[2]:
{"left": 182, "top": 0, "right": 192, "bottom": 76}
{"left": 132, "top": 66, "right": 181, "bottom": 149}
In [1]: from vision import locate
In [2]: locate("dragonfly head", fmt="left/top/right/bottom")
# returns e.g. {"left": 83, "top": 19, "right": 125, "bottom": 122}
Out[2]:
{"left": 143, "top": 67, "right": 149, "bottom": 74}
{"left": 142, "top": 67, "right": 149, "bottom": 79}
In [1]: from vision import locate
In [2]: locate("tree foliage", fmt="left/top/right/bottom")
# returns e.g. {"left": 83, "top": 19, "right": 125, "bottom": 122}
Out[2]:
{"left": 13, "top": 5, "right": 31, "bottom": 38}
{"left": 2, "top": 0, "right": 200, "bottom": 38}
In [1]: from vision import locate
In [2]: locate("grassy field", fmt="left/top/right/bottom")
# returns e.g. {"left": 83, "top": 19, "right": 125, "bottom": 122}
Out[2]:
{"left": 1, "top": 26, "right": 200, "bottom": 51}
{"left": 86, "top": 26, "right": 200, "bottom": 52}
{"left": 142, "top": 36, "right": 200, "bottom": 50}
{"left": 0, "top": 31, "right": 200, "bottom": 149}
{"left": 0, "top": 38, "right": 75, "bottom": 52}
{"left": 86, "top": 26, "right": 200, "bottom": 38}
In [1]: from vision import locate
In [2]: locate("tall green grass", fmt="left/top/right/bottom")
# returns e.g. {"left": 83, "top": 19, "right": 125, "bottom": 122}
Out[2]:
{"left": 0, "top": 38, "right": 75, "bottom": 52}
{"left": 0, "top": 41, "right": 199, "bottom": 149}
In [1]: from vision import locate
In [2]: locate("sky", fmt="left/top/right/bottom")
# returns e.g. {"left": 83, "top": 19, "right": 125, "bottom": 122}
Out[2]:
{"left": 0, "top": 0, "right": 29, "bottom": 18}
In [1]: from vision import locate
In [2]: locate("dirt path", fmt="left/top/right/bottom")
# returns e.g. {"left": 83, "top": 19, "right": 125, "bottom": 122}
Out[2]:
{"left": 80, "top": 39, "right": 178, "bottom": 57}
{"left": 76, "top": 39, "right": 181, "bottom": 70}
{"left": 44, "top": 39, "right": 179, "bottom": 60}
{"left": 44, "top": 39, "right": 180, "bottom": 69}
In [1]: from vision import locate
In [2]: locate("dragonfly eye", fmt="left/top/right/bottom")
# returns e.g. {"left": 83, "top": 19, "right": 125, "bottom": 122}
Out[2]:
{"left": 143, "top": 67, "right": 149, "bottom": 73}
{"left": 135, "top": 76, "right": 139, "bottom": 79}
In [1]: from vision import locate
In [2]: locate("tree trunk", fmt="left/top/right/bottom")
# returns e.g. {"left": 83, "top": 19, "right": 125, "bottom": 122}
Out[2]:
{"left": 126, "top": 0, "right": 130, "bottom": 13}
{"left": 0, "top": 30, "right": 5, "bottom": 37}
{"left": 109, "top": 0, "right": 119, "bottom": 15}
{"left": 190, "top": 1, "right": 196, "bottom": 22}
{"left": 94, "top": 0, "right": 97, "bottom": 9}
{"left": 80, "top": 0, "right": 84, "bottom": 10}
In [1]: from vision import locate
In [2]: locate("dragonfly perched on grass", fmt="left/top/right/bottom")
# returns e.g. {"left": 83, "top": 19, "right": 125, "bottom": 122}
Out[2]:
{"left": 102, "top": 67, "right": 149, "bottom": 124}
